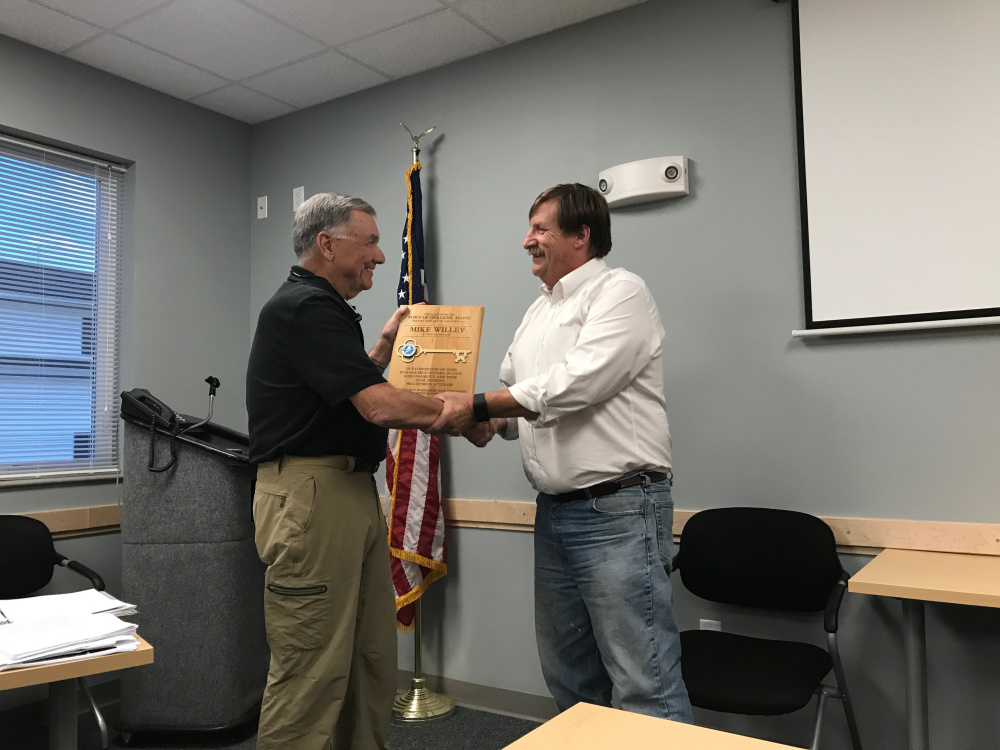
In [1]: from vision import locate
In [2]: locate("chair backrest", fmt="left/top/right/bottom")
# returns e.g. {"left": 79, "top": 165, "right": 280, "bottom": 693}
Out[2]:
{"left": 0, "top": 515, "right": 58, "bottom": 598}
{"left": 675, "top": 507, "right": 843, "bottom": 613}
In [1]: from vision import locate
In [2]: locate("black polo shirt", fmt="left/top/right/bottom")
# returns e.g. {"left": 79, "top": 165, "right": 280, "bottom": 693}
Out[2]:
{"left": 246, "top": 266, "right": 388, "bottom": 464}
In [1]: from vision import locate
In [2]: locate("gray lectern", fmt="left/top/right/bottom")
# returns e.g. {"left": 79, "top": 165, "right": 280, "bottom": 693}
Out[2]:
{"left": 119, "top": 393, "right": 268, "bottom": 739}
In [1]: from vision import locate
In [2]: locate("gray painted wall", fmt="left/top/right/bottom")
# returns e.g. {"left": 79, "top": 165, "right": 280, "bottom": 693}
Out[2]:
{"left": 0, "top": 34, "right": 249, "bottom": 711}
{"left": 250, "top": 0, "right": 999, "bottom": 525}
{"left": 249, "top": 1, "right": 1000, "bottom": 747}
{"left": 0, "top": 34, "right": 251, "bottom": 521}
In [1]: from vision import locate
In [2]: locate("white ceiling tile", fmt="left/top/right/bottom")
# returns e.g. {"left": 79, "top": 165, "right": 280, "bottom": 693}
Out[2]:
{"left": 32, "top": 0, "right": 171, "bottom": 29}
{"left": 67, "top": 35, "right": 228, "bottom": 100}
{"left": 0, "top": 0, "right": 650, "bottom": 119}
{"left": 190, "top": 84, "right": 295, "bottom": 124}
{"left": 116, "top": 0, "right": 326, "bottom": 80}
{"left": 243, "top": 52, "right": 389, "bottom": 109}
{"left": 340, "top": 9, "right": 499, "bottom": 78}
{"left": 241, "top": 0, "right": 445, "bottom": 47}
{"left": 455, "top": 0, "right": 643, "bottom": 43}
{"left": 0, "top": 0, "right": 102, "bottom": 52}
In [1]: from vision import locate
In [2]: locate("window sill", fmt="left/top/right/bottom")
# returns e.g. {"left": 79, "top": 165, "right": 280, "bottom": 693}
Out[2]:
{"left": 0, "top": 469, "right": 121, "bottom": 489}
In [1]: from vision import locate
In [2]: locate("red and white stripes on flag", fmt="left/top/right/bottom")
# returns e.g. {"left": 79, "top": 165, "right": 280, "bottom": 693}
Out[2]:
{"left": 385, "top": 160, "right": 447, "bottom": 631}
{"left": 386, "top": 428, "right": 446, "bottom": 631}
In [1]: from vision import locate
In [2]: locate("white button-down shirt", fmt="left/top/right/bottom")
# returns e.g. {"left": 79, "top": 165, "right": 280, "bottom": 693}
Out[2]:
{"left": 499, "top": 258, "right": 672, "bottom": 495}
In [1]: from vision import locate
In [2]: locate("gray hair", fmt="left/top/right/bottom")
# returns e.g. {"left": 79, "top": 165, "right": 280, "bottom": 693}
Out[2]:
{"left": 292, "top": 192, "right": 376, "bottom": 258}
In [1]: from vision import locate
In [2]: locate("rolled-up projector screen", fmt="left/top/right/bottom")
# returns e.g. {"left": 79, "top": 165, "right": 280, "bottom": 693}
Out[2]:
{"left": 796, "top": 0, "right": 1000, "bottom": 329}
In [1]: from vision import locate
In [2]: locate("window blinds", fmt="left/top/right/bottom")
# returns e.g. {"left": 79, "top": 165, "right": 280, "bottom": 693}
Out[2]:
{"left": 0, "top": 135, "right": 124, "bottom": 482}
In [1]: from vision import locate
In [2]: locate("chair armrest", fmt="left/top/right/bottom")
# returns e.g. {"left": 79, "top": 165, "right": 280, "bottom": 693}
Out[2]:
{"left": 824, "top": 573, "right": 848, "bottom": 633}
{"left": 56, "top": 553, "right": 106, "bottom": 592}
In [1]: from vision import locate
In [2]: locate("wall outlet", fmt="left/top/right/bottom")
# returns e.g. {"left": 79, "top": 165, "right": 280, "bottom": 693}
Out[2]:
{"left": 699, "top": 619, "right": 722, "bottom": 631}
{"left": 292, "top": 186, "right": 304, "bottom": 211}
{"left": 257, "top": 195, "right": 267, "bottom": 219}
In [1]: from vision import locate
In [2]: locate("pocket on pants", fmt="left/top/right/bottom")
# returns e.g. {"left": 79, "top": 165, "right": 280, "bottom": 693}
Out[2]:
{"left": 253, "top": 476, "right": 317, "bottom": 565}
{"left": 652, "top": 497, "right": 675, "bottom": 570}
{"left": 592, "top": 487, "right": 644, "bottom": 516}
{"left": 264, "top": 579, "right": 332, "bottom": 651}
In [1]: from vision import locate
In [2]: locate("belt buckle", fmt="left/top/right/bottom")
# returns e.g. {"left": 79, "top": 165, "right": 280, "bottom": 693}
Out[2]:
{"left": 618, "top": 472, "right": 646, "bottom": 490}
{"left": 355, "top": 458, "right": 377, "bottom": 473}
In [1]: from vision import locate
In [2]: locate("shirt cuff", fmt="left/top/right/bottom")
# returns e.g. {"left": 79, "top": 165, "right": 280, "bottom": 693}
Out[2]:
{"left": 508, "top": 382, "right": 552, "bottom": 425}
{"left": 498, "top": 417, "right": 518, "bottom": 440}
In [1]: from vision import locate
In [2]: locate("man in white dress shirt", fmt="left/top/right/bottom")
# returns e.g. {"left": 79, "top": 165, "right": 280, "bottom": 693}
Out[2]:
{"left": 435, "top": 183, "right": 692, "bottom": 721}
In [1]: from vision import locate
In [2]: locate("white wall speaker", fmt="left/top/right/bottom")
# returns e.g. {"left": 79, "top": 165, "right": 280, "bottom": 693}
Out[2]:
{"left": 598, "top": 156, "right": 689, "bottom": 208}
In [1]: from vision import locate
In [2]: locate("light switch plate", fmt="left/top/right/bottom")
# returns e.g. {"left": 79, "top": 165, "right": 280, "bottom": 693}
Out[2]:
{"left": 257, "top": 195, "right": 267, "bottom": 219}
{"left": 292, "top": 186, "right": 304, "bottom": 211}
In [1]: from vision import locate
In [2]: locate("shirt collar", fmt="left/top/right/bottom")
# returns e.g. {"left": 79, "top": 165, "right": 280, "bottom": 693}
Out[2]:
{"left": 541, "top": 257, "right": 606, "bottom": 302}
{"left": 288, "top": 265, "right": 362, "bottom": 321}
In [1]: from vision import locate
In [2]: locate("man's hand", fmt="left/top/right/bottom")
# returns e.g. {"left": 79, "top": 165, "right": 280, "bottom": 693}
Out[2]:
{"left": 378, "top": 304, "right": 412, "bottom": 347}
{"left": 371, "top": 302, "right": 427, "bottom": 368}
{"left": 462, "top": 421, "right": 495, "bottom": 448}
{"left": 427, "top": 391, "right": 474, "bottom": 436}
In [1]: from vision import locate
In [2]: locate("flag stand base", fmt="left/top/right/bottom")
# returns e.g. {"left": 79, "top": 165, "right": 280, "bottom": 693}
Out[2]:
{"left": 391, "top": 598, "right": 455, "bottom": 722}
{"left": 391, "top": 677, "right": 456, "bottom": 722}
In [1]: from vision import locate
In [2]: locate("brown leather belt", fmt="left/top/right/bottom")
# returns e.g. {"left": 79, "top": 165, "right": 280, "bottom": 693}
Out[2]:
{"left": 348, "top": 457, "right": 380, "bottom": 473}
{"left": 549, "top": 471, "right": 669, "bottom": 502}
{"left": 277, "top": 455, "right": 380, "bottom": 473}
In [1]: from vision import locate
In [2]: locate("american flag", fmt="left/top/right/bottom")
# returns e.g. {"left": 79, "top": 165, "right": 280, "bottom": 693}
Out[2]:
{"left": 385, "top": 160, "right": 447, "bottom": 631}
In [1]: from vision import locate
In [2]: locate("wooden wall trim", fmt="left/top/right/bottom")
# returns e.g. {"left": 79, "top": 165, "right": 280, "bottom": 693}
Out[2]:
{"left": 22, "top": 504, "right": 121, "bottom": 539}
{"left": 443, "top": 498, "right": 536, "bottom": 532}
{"left": 444, "top": 499, "right": 1000, "bottom": 556}
{"left": 16, "top": 500, "right": 1000, "bottom": 555}
{"left": 672, "top": 510, "right": 1000, "bottom": 556}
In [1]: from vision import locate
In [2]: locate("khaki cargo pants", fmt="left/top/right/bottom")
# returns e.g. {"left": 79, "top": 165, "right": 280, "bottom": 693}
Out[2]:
{"left": 253, "top": 455, "right": 397, "bottom": 750}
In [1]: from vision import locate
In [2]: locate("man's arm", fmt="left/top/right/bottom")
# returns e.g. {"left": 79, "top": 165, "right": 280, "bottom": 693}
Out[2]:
{"left": 461, "top": 416, "right": 511, "bottom": 447}
{"left": 447, "top": 277, "right": 662, "bottom": 440}
{"left": 367, "top": 304, "right": 414, "bottom": 370}
{"left": 429, "top": 389, "right": 537, "bottom": 436}
{"left": 350, "top": 383, "right": 469, "bottom": 435}
{"left": 483, "top": 389, "right": 538, "bottom": 420}
{"left": 500, "top": 279, "right": 662, "bottom": 426}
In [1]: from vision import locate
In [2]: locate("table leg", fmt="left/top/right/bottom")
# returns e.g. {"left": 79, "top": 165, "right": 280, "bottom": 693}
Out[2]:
{"left": 48, "top": 679, "right": 77, "bottom": 750}
{"left": 902, "top": 599, "right": 929, "bottom": 750}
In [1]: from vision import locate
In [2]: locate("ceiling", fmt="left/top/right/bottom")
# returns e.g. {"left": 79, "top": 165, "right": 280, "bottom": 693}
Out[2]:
{"left": 0, "top": 0, "right": 646, "bottom": 124}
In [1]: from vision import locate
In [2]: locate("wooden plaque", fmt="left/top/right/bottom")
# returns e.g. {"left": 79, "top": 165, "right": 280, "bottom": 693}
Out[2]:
{"left": 386, "top": 305, "right": 484, "bottom": 397}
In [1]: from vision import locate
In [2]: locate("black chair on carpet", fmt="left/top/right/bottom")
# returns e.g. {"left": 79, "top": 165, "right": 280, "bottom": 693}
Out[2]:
{"left": 671, "top": 507, "right": 862, "bottom": 750}
{"left": 0, "top": 514, "right": 111, "bottom": 749}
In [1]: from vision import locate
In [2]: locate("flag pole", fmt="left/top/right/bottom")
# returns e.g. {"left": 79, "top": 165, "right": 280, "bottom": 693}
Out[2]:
{"left": 391, "top": 122, "right": 454, "bottom": 723}
{"left": 391, "top": 599, "right": 455, "bottom": 721}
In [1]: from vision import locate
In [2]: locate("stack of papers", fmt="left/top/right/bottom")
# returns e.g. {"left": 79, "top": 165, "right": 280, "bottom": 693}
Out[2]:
{"left": 0, "top": 589, "right": 137, "bottom": 623}
{"left": 0, "top": 614, "right": 138, "bottom": 670}
{"left": 0, "top": 590, "right": 139, "bottom": 671}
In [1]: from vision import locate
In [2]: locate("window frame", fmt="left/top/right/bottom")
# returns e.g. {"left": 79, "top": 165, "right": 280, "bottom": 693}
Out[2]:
{"left": 0, "top": 133, "right": 126, "bottom": 486}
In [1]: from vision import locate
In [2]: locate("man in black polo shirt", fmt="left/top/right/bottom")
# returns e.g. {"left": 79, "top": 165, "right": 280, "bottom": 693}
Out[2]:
{"left": 247, "top": 192, "right": 467, "bottom": 750}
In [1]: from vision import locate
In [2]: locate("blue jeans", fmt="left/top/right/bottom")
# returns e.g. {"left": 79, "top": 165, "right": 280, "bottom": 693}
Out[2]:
{"left": 533, "top": 475, "right": 692, "bottom": 722}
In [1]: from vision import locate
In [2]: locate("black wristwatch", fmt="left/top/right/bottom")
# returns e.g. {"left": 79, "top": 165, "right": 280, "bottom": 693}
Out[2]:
{"left": 472, "top": 392, "right": 491, "bottom": 422}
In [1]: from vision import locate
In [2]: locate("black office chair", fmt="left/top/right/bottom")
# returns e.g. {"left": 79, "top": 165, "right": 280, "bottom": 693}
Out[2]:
{"left": 672, "top": 507, "right": 862, "bottom": 750}
{"left": 0, "top": 515, "right": 110, "bottom": 749}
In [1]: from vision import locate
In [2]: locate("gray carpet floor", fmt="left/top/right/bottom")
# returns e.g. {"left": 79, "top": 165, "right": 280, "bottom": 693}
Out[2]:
{"left": 0, "top": 705, "right": 541, "bottom": 750}
{"left": 388, "top": 708, "right": 541, "bottom": 750}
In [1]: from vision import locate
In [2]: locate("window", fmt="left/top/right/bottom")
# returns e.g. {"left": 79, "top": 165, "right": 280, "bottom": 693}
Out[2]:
{"left": 0, "top": 135, "right": 124, "bottom": 483}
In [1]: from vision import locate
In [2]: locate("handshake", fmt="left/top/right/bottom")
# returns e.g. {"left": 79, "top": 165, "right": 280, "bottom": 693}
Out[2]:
{"left": 425, "top": 391, "right": 501, "bottom": 447}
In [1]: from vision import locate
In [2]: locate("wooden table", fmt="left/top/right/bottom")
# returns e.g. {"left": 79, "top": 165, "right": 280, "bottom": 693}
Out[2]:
{"left": 503, "top": 702, "right": 798, "bottom": 749}
{"left": 0, "top": 635, "right": 154, "bottom": 750}
{"left": 849, "top": 549, "right": 1000, "bottom": 750}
